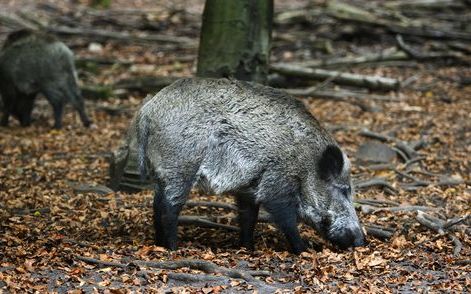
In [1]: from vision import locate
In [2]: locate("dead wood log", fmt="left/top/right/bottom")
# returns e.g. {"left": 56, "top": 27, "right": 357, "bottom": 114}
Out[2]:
{"left": 47, "top": 26, "right": 195, "bottom": 46}
{"left": 114, "top": 76, "right": 181, "bottom": 93}
{"left": 326, "top": 1, "right": 471, "bottom": 41}
{"left": 270, "top": 64, "right": 400, "bottom": 91}
{"left": 384, "top": 0, "right": 466, "bottom": 10}
{"left": 292, "top": 50, "right": 409, "bottom": 68}
{"left": 284, "top": 87, "right": 400, "bottom": 102}
{"left": 396, "top": 35, "right": 469, "bottom": 63}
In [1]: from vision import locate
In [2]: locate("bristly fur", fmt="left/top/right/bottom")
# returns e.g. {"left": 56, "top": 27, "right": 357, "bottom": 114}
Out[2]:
{"left": 134, "top": 77, "right": 364, "bottom": 253}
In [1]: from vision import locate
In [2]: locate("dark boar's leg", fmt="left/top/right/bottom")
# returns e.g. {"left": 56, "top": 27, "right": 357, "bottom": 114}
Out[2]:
{"left": 0, "top": 87, "right": 15, "bottom": 126}
{"left": 43, "top": 88, "right": 64, "bottom": 129}
{"left": 153, "top": 173, "right": 194, "bottom": 250}
{"left": 264, "top": 201, "right": 306, "bottom": 254}
{"left": 69, "top": 89, "right": 91, "bottom": 127}
{"left": 51, "top": 102, "right": 64, "bottom": 129}
{"left": 235, "top": 193, "right": 260, "bottom": 250}
{"left": 18, "top": 94, "right": 35, "bottom": 127}
{"left": 153, "top": 181, "right": 166, "bottom": 247}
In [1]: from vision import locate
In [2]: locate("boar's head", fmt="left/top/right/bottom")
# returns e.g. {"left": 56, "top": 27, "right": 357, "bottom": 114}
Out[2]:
{"left": 299, "top": 145, "right": 366, "bottom": 250}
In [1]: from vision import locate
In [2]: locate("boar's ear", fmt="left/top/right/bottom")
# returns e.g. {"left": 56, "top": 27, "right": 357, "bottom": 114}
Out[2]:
{"left": 318, "top": 145, "right": 344, "bottom": 181}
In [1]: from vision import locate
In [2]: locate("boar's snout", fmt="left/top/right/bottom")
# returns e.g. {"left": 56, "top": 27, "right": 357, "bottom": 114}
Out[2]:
{"left": 329, "top": 225, "right": 366, "bottom": 250}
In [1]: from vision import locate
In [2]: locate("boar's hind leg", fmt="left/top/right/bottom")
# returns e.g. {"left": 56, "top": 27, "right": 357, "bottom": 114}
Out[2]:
{"left": 18, "top": 94, "right": 35, "bottom": 127}
{"left": 235, "top": 194, "right": 260, "bottom": 250}
{"left": 68, "top": 88, "right": 91, "bottom": 127}
{"left": 42, "top": 88, "right": 64, "bottom": 129}
{"left": 153, "top": 173, "right": 194, "bottom": 250}
{"left": 263, "top": 201, "right": 306, "bottom": 254}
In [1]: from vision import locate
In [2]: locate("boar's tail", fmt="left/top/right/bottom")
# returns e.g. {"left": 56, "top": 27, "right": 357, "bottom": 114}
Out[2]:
{"left": 137, "top": 114, "right": 150, "bottom": 181}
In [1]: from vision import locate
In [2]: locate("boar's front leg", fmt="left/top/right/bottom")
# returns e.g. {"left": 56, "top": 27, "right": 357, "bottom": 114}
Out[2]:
{"left": 235, "top": 193, "right": 260, "bottom": 250}
{"left": 264, "top": 201, "right": 306, "bottom": 254}
{"left": 153, "top": 173, "right": 193, "bottom": 250}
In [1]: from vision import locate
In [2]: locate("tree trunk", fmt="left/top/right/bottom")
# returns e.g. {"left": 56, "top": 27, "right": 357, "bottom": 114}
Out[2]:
{"left": 196, "top": 0, "right": 273, "bottom": 84}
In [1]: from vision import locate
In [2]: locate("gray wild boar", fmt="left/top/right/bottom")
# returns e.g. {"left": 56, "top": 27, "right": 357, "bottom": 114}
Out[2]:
{"left": 0, "top": 29, "right": 91, "bottom": 128}
{"left": 136, "top": 78, "right": 365, "bottom": 254}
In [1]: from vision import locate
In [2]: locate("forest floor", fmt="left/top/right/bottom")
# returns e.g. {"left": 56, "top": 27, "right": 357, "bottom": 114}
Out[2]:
{"left": 0, "top": 0, "right": 470, "bottom": 293}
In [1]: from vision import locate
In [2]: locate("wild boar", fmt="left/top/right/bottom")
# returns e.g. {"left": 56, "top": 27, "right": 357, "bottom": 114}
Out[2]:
{"left": 136, "top": 78, "right": 365, "bottom": 253}
{"left": 0, "top": 29, "right": 91, "bottom": 128}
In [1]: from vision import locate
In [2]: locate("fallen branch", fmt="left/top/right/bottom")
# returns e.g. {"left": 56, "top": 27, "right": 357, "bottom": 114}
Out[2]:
{"left": 443, "top": 215, "right": 469, "bottom": 230}
{"left": 67, "top": 181, "right": 114, "bottom": 195}
{"left": 364, "top": 225, "right": 395, "bottom": 240}
{"left": 354, "top": 198, "right": 400, "bottom": 207}
{"left": 358, "top": 128, "right": 394, "bottom": 142}
{"left": 76, "top": 255, "right": 271, "bottom": 285}
{"left": 136, "top": 259, "right": 265, "bottom": 285}
{"left": 178, "top": 216, "right": 239, "bottom": 232}
{"left": 290, "top": 49, "right": 409, "bottom": 68}
{"left": 270, "top": 64, "right": 400, "bottom": 91}
{"left": 167, "top": 272, "right": 229, "bottom": 283}
{"left": 355, "top": 177, "right": 398, "bottom": 194}
{"left": 76, "top": 255, "right": 127, "bottom": 268}
{"left": 394, "top": 169, "right": 431, "bottom": 187}
{"left": 284, "top": 87, "right": 400, "bottom": 102}
{"left": 381, "top": 205, "right": 437, "bottom": 212}
{"left": 416, "top": 211, "right": 445, "bottom": 235}
{"left": 396, "top": 35, "right": 469, "bottom": 63}
{"left": 326, "top": 1, "right": 471, "bottom": 41}
{"left": 450, "top": 235, "right": 463, "bottom": 257}
{"left": 47, "top": 26, "right": 196, "bottom": 46}
{"left": 185, "top": 201, "right": 237, "bottom": 211}
{"left": 114, "top": 76, "right": 181, "bottom": 92}
{"left": 415, "top": 211, "right": 466, "bottom": 257}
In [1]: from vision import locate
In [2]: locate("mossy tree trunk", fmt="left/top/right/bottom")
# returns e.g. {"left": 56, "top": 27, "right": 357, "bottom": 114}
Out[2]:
{"left": 197, "top": 0, "right": 273, "bottom": 84}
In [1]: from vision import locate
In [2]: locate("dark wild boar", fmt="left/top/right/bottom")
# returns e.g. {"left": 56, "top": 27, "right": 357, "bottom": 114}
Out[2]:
{"left": 0, "top": 29, "right": 91, "bottom": 128}
{"left": 136, "top": 78, "right": 365, "bottom": 254}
